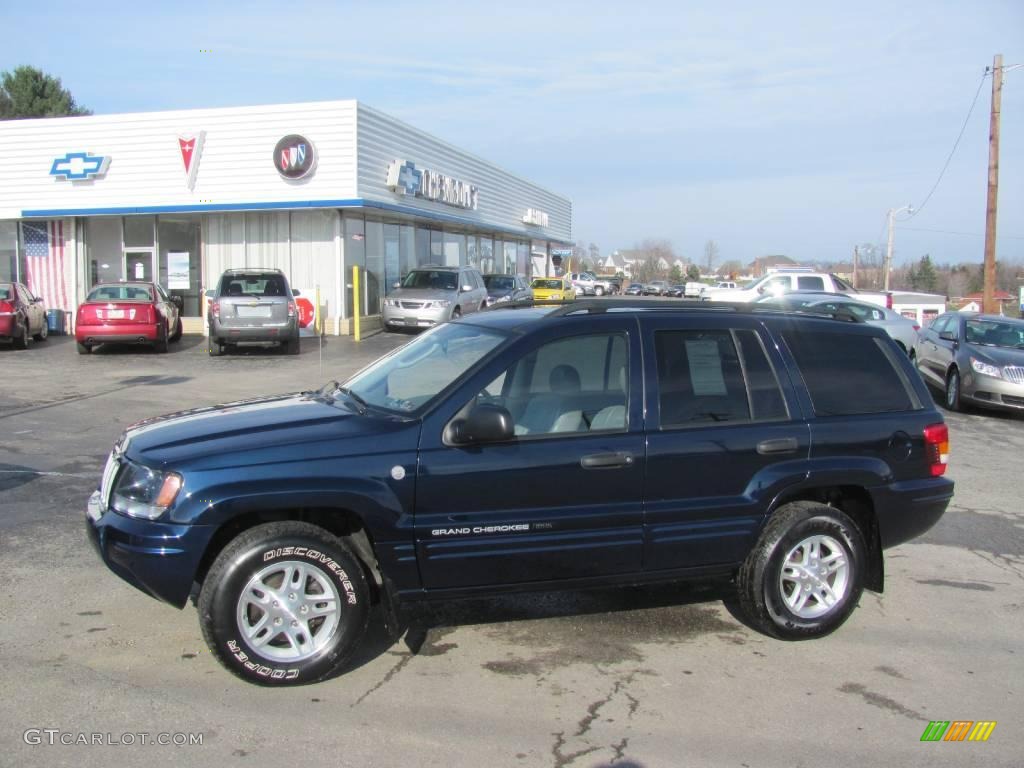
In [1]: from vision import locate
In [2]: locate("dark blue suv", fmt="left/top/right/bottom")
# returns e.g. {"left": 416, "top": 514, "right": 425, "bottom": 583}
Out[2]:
{"left": 86, "top": 301, "right": 954, "bottom": 685}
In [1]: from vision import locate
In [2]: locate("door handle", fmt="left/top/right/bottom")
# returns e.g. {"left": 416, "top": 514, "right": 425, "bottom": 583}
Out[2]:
{"left": 756, "top": 438, "right": 799, "bottom": 455}
{"left": 580, "top": 452, "right": 634, "bottom": 469}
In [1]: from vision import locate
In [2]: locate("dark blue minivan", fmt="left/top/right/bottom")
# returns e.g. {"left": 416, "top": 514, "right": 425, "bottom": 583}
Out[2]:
{"left": 87, "top": 301, "right": 954, "bottom": 685}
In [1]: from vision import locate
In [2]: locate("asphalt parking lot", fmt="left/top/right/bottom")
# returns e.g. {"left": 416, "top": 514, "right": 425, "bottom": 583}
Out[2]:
{"left": 0, "top": 329, "right": 1020, "bottom": 768}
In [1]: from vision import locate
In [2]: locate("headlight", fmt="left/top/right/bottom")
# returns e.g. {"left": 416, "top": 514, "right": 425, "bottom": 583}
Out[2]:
{"left": 110, "top": 461, "right": 183, "bottom": 520}
{"left": 385, "top": 298, "right": 400, "bottom": 307}
{"left": 971, "top": 357, "right": 1002, "bottom": 378}
{"left": 490, "top": 294, "right": 510, "bottom": 304}
{"left": 427, "top": 300, "right": 451, "bottom": 309}
{"left": 552, "top": 294, "right": 562, "bottom": 300}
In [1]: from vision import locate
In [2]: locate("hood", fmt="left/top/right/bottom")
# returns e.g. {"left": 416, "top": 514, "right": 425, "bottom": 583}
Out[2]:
{"left": 389, "top": 287, "right": 456, "bottom": 302}
{"left": 119, "top": 392, "right": 418, "bottom": 469}
{"left": 486, "top": 286, "right": 515, "bottom": 299}
{"left": 966, "top": 343, "right": 1024, "bottom": 368}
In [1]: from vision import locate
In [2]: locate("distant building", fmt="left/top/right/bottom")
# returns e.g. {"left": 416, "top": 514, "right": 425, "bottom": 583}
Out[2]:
{"left": 748, "top": 255, "right": 797, "bottom": 277}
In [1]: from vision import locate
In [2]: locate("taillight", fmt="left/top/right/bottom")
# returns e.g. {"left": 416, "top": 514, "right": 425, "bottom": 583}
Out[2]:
{"left": 913, "top": 325, "right": 920, "bottom": 332}
{"left": 144, "top": 305, "right": 156, "bottom": 323}
{"left": 0, "top": 300, "right": 13, "bottom": 314}
{"left": 923, "top": 423, "right": 949, "bottom": 476}
{"left": 287, "top": 301, "right": 296, "bottom": 318}
{"left": 211, "top": 301, "right": 220, "bottom": 318}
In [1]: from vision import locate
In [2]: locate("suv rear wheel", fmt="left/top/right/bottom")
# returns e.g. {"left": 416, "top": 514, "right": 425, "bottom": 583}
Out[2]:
{"left": 198, "top": 522, "right": 370, "bottom": 686}
{"left": 738, "top": 501, "right": 865, "bottom": 639}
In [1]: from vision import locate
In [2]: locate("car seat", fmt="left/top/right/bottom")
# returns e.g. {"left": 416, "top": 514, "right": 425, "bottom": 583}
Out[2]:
{"left": 226, "top": 283, "right": 243, "bottom": 296}
{"left": 514, "top": 364, "right": 585, "bottom": 435}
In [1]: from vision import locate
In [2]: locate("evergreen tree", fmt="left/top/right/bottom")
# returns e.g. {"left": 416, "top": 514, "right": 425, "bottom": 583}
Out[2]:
{"left": 0, "top": 65, "right": 90, "bottom": 119}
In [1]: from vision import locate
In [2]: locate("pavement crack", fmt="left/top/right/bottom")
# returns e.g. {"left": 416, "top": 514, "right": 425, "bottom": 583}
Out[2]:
{"left": 352, "top": 653, "right": 412, "bottom": 707}
{"left": 610, "top": 737, "right": 629, "bottom": 763}
{"left": 550, "top": 731, "right": 601, "bottom": 768}
{"left": 575, "top": 680, "right": 624, "bottom": 737}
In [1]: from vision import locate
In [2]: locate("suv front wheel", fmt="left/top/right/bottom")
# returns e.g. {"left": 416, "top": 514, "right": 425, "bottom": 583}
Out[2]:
{"left": 198, "top": 521, "right": 370, "bottom": 686}
{"left": 738, "top": 501, "right": 865, "bottom": 640}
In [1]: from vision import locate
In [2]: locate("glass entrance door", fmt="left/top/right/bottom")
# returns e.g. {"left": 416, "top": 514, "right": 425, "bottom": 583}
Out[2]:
{"left": 124, "top": 250, "right": 155, "bottom": 282}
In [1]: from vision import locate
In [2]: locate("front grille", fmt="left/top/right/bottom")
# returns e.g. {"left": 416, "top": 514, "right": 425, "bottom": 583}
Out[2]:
{"left": 1003, "top": 366, "right": 1024, "bottom": 385}
{"left": 400, "top": 301, "right": 423, "bottom": 309}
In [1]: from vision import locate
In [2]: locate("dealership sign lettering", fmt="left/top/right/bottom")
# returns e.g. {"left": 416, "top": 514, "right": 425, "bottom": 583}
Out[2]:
{"left": 522, "top": 208, "right": 549, "bottom": 227}
{"left": 386, "top": 159, "right": 479, "bottom": 210}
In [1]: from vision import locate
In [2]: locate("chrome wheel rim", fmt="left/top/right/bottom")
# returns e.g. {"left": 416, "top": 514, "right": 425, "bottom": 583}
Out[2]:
{"left": 946, "top": 373, "right": 958, "bottom": 407}
{"left": 236, "top": 560, "right": 341, "bottom": 662}
{"left": 778, "top": 534, "right": 850, "bottom": 619}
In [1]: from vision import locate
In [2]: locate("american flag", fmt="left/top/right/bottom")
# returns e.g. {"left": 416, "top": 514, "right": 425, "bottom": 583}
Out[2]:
{"left": 21, "top": 220, "right": 69, "bottom": 311}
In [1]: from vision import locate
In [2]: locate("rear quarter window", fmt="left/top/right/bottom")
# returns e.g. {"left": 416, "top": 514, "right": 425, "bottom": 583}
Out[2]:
{"left": 782, "top": 329, "right": 921, "bottom": 416}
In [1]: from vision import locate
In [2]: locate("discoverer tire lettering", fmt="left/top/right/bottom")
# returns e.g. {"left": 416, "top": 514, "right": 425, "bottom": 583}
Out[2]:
{"left": 198, "top": 521, "right": 370, "bottom": 686}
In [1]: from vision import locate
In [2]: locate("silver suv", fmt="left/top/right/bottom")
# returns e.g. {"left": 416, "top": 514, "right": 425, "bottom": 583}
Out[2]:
{"left": 206, "top": 269, "right": 300, "bottom": 356}
{"left": 383, "top": 265, "right": 487, "bottom": 331}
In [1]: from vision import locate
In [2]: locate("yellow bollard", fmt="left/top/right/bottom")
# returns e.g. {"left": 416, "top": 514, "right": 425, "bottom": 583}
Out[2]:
{"left": 352, "top": 266, "right": 361, "bottom": 342}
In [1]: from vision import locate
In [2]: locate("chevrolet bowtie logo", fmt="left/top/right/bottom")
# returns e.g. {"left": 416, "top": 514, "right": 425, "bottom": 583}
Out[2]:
{"left": 386, "top": 160, "right": 422, "bottom": 196}
{"left": 50, "top": 152, "right": 111, "bottom": 181}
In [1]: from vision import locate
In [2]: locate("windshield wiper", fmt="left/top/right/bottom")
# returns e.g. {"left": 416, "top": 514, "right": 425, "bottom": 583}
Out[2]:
{"left": 337, "top": 386, "right": 368, "bottom": 415}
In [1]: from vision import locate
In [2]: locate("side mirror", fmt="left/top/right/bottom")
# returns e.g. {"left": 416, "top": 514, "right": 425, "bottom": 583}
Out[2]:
{"left": 291, "top": 288, "right": 301, "bottom": 297}
{"left": 939, "top": 330, "right": 958, "bottom": 343}
{"left": 204, "top": 289, "right": 216, "bottom": 299}
{"left": 450, "top": 404, "right": 514, "bottom": 444}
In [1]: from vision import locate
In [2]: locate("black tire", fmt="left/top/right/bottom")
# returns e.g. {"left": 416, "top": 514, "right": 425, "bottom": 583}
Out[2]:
{"left": 208, "top": 338, "right": 223, "bottom": 357}
{"left": 284, "top": 335, "right": 301, "bottom": 355}
{"left": 451, "top": 307, "right": 462, "bottom": 321}
{"left": 169, "top": 318, "right": 183, "bottom": 342}
{"left": 737, "top": 501, "right": 865, "bottom": 640}
{"left": 76, "top": 342, "right": 91, "bottom": 355}
{"left": 34, "top": 319, "right": 48, "bottom": 342}
{"left": 154, "top": 323, "right": 169, "bottom": 353}
{"left": 198, "top": 521, "right": 370, "bottom": 686}
{"left": 13, "top": 319, "right": 29, "bottom": 350}
{"left": 945, "top": 368, "right": 961, "bottom": 412}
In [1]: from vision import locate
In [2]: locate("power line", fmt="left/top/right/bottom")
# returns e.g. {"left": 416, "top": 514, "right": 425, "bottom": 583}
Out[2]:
{"left": 902, "top": 70, "right": 989, "bottom": 221}
{"left": 897, "top": 225, "right": 1024, "bottom": 241}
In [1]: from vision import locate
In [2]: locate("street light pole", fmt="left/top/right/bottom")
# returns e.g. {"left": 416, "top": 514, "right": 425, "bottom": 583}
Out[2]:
{"left": 884, "top": 205, "right": 912, "bottom": 291}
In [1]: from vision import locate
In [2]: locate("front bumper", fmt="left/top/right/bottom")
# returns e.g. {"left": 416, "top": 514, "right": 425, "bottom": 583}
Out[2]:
{"left": 961, "top": 371, "right": 1024, "bottom": 411}
{"left": 382, "top": 303, "right": 450, "bottom": 329}
{"left": 86, "top": 490, "right": 214, "bottom": 608}
{"left": 874, "top": 477, "right": 955, "bottom": 549}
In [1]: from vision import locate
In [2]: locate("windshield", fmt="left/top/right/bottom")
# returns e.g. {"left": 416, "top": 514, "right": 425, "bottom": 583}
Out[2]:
{"left": 484, "top": 275, "right": 514, "bottom": 290}
{"left": 532, "top": 279, "right": 562, "bottom": 289}
{"left": 341, "top": 323, "right": 507, "bottom": 413}
{"left": 401, "top": 270, "right": 458, "bottom": 291}
{"left": 965, "top": 319, "right": 1024, "bottom": 349}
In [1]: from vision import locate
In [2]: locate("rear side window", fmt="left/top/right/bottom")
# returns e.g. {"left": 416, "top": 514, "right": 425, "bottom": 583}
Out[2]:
{"left": 655, "top": 329, "right": 788, "bottom": 427}
{"left": 783, "top": 330, "right": 919, "bottom": 416}
{"left": 797, "top": 276, "right": 825, "bottom": 290}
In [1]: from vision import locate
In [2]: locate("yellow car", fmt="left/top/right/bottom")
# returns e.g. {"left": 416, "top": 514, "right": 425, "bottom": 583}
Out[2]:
{"left": 530, "top": 277, "right": 576, "bottom": 302}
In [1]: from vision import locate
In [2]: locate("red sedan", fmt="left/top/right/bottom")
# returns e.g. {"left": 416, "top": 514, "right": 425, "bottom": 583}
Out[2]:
{"left": 75, "top": 282, "right": 183, "bottom": 354}
{"left": 0, "top": 282, "right": 48, "bottom": 349}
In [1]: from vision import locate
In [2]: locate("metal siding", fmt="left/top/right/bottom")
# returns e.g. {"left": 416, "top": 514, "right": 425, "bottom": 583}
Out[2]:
{"left": 0, "top": 101, "right": 359, "bottom": 219}
{"left": 355, "top": 104, "right": 572, "bottom": 242}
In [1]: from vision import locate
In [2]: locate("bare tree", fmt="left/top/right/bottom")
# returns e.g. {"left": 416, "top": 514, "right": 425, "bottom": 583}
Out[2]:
{"left": 631, "top": 239, "right": 675, "bottom": 283}
{"left": 704, "top": 240, "right": 719, "bottom": 276}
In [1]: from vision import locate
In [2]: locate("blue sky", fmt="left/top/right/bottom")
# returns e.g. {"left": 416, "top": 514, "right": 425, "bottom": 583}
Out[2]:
{"left": 2, "top": 0, "right": 1022, "bottom": 267}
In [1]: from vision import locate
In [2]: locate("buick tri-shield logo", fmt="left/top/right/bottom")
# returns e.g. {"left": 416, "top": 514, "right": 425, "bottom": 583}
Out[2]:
{"left": 274, "top": 134, "right": 316, "bottom": 180}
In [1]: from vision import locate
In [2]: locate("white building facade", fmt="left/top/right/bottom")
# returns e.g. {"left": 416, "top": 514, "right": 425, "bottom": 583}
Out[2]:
{"left": 0, "top": 100, "right": 572, "bottom": 333}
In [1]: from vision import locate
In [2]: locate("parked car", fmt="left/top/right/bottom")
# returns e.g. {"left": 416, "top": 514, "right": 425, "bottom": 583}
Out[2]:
{"left": 87, "top": 300, "right": 953, "bottom": 685}
{"left": 530, "top": 276, "right": 576, "bottom": 301}
{"left": 483, "top": 273, "right": 531, "bottom": 306}
{"left": 684, "top": 282, "right": 705, "bottom": 299}
{"left": 667, "top": 284, "right": 685, "bottom": 298}
{"left": 913, "top": 312, "right": 1024, "bottom": 413}
{"left": 757, "top": 293, "right": 921, "bottom": 354}
{"left": 568, "top": 272, "right": 613, "bottom": 296}
{"left": 0, "top": 281, "right": 48, "bottom": 349}
{"left": 644, "top": 281, "right": 670, "bottom": 296}
{"left": 206, "top": 269, "right": 299, "bottom": 356}
{"left": 76, "top": 282, "right": 182, "bottom": 354}
{"left": 624, "top": 282, "right": 645, "bottom": 296}
{"left": 383, "top": 266, "right": 487, "bottom": 332}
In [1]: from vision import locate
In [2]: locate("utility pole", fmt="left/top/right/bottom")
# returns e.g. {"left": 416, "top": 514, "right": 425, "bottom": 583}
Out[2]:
{"left": 852, "top": 245, "right": 859, "bottom": 289}
{"left": 983, "top": 54, "right": 1003, "bottom": 314}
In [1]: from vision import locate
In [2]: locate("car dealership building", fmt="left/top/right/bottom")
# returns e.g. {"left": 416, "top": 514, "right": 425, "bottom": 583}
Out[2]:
{"left": 0, "top": 100, "right": 572, "bottom": 334}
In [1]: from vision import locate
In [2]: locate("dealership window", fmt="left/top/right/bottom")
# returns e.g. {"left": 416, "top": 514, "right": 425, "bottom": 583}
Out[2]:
{"left": 415, "top": 226, "right": 431, "bottom": 266}
{"left": 0, "top": 221, "right": 16, "bottom": 281}
{"left": 384, "top": 223, "right": 401, "bottom": 295}
{"left": 344, "top": 214, "right": 365, "bottom": 319}
{"left": 517, "top": 241, "right": 529, "bottom": 278}
{"left": 504, "top": 241, "right": 517, "bottom": 276}
{"left": 479, "top": 237, "right": 494, "bottom": 274}
{"left": 444, "top": 231, "right": 465, "bottom": 267}
{"left": 365, "top": 218, "right": 384, "bottom": 316}
{"left": 467, "top": 236, "right": 478, "bottom": 270}
{"left": 85, "top": 218, "right": 122, "bottom": 287}
{"left": 400, "top": 224, "right": 415, "bottom": 278}
{"left": 430, "top": 229, "right": 443, "bottom": 263}
{"left": 158, "top": 216, "right": 201, "bottom": 316}
{"left": 123, "top": 216, "right": 155, "bottom": 248}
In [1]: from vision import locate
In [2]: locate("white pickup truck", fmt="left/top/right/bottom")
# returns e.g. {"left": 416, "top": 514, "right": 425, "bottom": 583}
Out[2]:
{"left": 712, "top": 270, "right": 891, "bottom": 308}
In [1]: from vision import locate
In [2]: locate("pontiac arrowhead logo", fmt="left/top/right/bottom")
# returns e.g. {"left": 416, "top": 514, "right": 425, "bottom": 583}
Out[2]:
{"left": 178, "top": 131, "right": 206, "bottom": 191}
{"left": 49, "top": 152, "right": 111, "bottom": 181}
